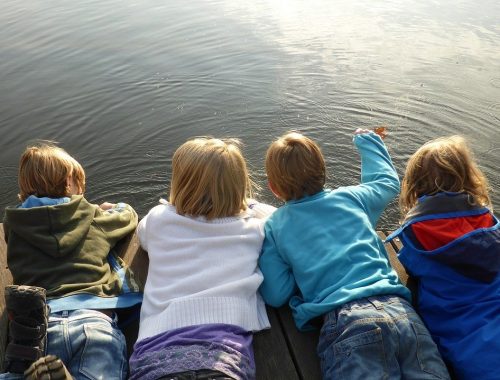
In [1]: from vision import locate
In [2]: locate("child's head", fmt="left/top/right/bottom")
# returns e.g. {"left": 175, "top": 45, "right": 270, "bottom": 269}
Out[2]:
{"left": 266, "top": 132, "right": 325, "bottom": 201}
{"left": 169, "top": 137, "right": 252, "bottom": 219}
{"left": 18, "top": 143, "right": 86, "bottom": 201}
{"left": 400, "top": 135, "right": 491, "bottom": 214}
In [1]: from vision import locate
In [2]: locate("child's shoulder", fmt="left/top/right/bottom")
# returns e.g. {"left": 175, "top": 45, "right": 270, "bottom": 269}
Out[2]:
{"left": 146, "top": 199, "right": 174, "bottom": 216}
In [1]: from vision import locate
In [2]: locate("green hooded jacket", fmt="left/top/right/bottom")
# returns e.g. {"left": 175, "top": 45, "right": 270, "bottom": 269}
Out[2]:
{"left": 3, "top": 195, "right": 139, "bottom": 304}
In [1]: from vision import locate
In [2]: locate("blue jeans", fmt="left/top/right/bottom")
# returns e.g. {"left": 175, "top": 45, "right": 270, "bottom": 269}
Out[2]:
{"left": 48, "top": 309, "right": 127, "bottom": 380}
{"left": 0, "top": 309, "right": 127, "bottom": 380}
{"left": 317, "top": 295, "right": 450, "bottom": 380}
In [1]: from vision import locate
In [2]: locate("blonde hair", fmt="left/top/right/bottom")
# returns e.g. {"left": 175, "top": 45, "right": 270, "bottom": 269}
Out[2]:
{"left": 169, "top": 137, "right": 252, "bottom": 219}
{"left": 400, "top": 135, "right": 491, "bottom": 215}
{"left": 18, "top": 143, "right": 86, "bottom": 201}
{"left": 266, "top": 132, "right": 325, "bottom": 201}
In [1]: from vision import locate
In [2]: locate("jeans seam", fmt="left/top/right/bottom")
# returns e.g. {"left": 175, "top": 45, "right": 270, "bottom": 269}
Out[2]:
{"left": 63, "top": 320, "right": 72, "bottom": 361}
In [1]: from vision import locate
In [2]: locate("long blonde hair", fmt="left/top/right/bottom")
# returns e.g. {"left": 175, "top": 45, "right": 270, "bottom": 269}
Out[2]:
{"left": 169, "top": 137, "right": 252, "bottom": 219}
{"left": 18, "top": 143, "right": 86, "bottom": 201}
{"left": 400, "top": 135, "right": 491, "bottom": 215}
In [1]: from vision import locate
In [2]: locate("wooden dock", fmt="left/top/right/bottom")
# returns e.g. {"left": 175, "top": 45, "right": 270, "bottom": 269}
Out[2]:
{"left": 0, "top": 225, "right": 414, "bottom": 379}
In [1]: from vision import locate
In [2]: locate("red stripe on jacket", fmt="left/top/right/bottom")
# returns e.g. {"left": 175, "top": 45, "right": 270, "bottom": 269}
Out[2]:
{"left": 411, "top": 213, "right": 494, "bottom": 251}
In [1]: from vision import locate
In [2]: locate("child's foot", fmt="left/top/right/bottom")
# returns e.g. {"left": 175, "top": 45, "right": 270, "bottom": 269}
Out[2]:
{"left": 3, "top": 285, "right": 49, "bottom": 373}
{"left": 24, "top": 355, "right": 73, "bottom": 380}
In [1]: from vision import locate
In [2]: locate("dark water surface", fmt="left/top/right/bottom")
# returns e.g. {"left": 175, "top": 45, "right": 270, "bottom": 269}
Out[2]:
{"left": 1, "top": 0, "right": 499, "bottom": 229}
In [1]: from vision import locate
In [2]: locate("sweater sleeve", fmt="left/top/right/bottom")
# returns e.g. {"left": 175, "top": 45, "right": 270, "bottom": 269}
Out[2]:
{"left": 258, "top": 222, "right": 297, "bottom": 307}
{"left": 136, "top": 214, "right": 148, "bottom": 252}
{"left": 247, "top": 199, "right": 276, "bottom": 219}
{"left": 94, "top": 203, "right": 138, "bottom": 247}
{"left": 351, "top": 133, "right": 400, "bottom": 227}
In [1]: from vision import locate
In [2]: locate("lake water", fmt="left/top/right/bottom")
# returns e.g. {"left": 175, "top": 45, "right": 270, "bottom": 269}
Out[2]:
{"left": 1, "top": 0, "right": 499, "bottom": 229}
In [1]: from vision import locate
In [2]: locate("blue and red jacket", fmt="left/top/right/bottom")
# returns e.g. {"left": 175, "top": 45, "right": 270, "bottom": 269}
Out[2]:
{"left": 386, "top": 192, "right": 500, "bottom": 380}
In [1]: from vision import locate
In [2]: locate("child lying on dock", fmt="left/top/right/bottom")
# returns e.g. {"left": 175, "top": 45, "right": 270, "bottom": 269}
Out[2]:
{"left": 386, "top": 135, "right": 500, "bottom": 380}
{"left": 129, "top": 138, "right": 274, "bottom": 380}
{"left": 1, "top": 143, "right": 141, "bottom": 380}
{"left": 258, "top": 129, "right": 450, "bottom": 380}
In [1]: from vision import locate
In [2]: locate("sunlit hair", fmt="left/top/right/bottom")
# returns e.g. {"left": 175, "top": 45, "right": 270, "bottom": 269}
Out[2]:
{"left": 400, "top": 135, "right": 491, "bottom": 215}
{"left": 18, "top": 143, "right": 86, "bottom": 201}
{"left": 169, "top": 137, "right": 252, "bottom": 219}
{"left": 266, "top": 132, "right": 325, "bottom": 201}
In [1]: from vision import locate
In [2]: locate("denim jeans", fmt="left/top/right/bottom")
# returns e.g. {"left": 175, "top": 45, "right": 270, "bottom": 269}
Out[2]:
{"left": 0, "top": 309, "right": 127, "bottom": 380}
{"left": 317, "top": 295, "right": 450, "bottom": 380}
{"left": 48, "top": 309, "right": 127, "bottom": 380}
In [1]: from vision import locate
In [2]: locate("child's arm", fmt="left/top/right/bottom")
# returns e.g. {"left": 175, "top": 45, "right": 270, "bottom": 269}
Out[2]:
{"left": 99, "top": 202, "right": 116, "bottom": 210}
{"left": 258, "top": 224, "right": 297, "bottom": 307}
{"left": 351, "top": 131, "right": 400, "bottom": 227}
{"left": 94, "top": 203, "right": 139, "bottom": 247}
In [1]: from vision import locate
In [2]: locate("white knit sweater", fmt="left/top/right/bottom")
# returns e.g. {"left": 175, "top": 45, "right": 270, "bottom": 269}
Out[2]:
{"left": 136, "top": 199, "right": 274, "bottom": 342}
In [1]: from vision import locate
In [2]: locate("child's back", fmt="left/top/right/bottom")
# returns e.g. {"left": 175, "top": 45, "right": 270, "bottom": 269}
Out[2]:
{"left": 137, "top": 199, "right": 269, "bottom": 340}
{"left": 259, "top": 130, "right": 450, "bottom": 380}
{"left": 5, "top": 196, "right": 138, "bottom": 305}
{"left": 387, "top": 135, "right": 500, "bottom": 380}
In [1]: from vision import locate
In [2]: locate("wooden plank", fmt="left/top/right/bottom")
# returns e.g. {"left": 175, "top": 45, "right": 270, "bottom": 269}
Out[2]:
{"left": 381, "top": 231, "right": 419, "bottom": 305}
{"left": 114, "top": 231, "right": 149, "bottom": 290}
{"left": 276, "top": 306, "right": 321, "bottom": 380}
{"left": 0, "top": 224, "right": 13, "bottom": 373}
{"left": 113, "top": 232, "right": 148, "bottom": 358}
{"left": 254, "top": 307, "right": 300, "bottom": 380}
{"left": 378, "top": 231, "right": 409, "bottom": 286}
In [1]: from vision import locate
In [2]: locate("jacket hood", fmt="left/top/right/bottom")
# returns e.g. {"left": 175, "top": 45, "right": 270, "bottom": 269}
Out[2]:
{"left": 387, "top": 193, "right": 500, "bottom": 283}
{"left": 4, "top": 195, "right": 95, "bottom": 258}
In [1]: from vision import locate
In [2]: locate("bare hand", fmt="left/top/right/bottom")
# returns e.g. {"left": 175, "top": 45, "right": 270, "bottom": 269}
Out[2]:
{"left": 99, "top": 202, "right": 116, "bottom": 210}
{"left": 354, "top": 128, "right": 372, "bottom": 135}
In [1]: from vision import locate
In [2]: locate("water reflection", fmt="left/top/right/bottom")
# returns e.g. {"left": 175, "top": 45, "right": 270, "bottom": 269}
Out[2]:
{"left": 0, "top": 0, "right": 498, "bottom": 229}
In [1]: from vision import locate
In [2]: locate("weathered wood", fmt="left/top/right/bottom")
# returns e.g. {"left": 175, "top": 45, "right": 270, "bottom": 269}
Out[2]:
{"left": 276, "top": 306, "right": 321, "bottom": 380}
{"left": 114, "top": 232, "right": 149, "bottom": 290}
{"left": 382, "top": 231, "right": 419, "bottom": 305}
{"left": 378, "top": 231, "right": 409, "bottom": 286}
{"left": 253, "top": 307, "right": 300, "bottom": 380}
{"left": 0, "top": 224, "right": 11, "bottom": 373}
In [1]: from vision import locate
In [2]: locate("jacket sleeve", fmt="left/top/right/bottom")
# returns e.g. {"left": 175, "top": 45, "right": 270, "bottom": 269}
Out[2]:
{"left": 351, "top": 133, "right": 400, "bottom": 227}
{"left": 258, "top": 222, "right": 297, "bottom": 307}
{"left": 94, "top": 203, "right": 138, "bottom": 247}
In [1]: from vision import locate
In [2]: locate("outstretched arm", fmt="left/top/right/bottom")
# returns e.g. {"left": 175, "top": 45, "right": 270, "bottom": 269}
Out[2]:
{"left": 351, "top": 130, "right": 400, "bottom": 227}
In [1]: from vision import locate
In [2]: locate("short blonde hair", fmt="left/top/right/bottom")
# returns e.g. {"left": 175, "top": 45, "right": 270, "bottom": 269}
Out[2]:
{"left": 169, "top": 137, "right": 252, "bottom": 219}
{"left": 266, "top": 132, "right": 325, "bottom": 201}
{"left": 400, "top": 135, "right": 491, "bottom": 215}
{"left": 18, "top": 143, "right": 86, "bottom": 201}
